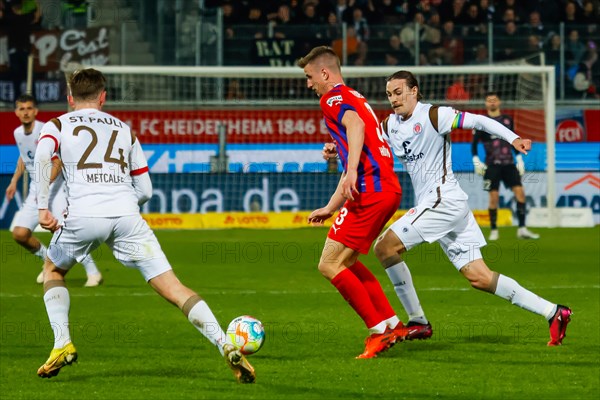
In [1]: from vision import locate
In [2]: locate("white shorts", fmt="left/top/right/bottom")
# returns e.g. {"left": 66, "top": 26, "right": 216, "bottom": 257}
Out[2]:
{"left": 48, "top": 214, "right": 172, "bottom": 281}
{"left": 389, "top": 197, "right": 486, "bottom": 270}
{"left": 12, "top": 185, "right": 68, "bottom": 231}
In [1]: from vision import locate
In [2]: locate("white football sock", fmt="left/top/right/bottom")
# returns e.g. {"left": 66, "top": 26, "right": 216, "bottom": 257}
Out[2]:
{"left": 81, "top": 254, "right": 100, "bottom": 276}
{"left": 494, "top": 274, "right": 556, "bottom": 319}
{"left": 368, "top": 321, "right": 388, "bottom": 335}
{"left": 34, "top": 244, "right": 48, "bottom": 261}
{"left": 187, "top": 301, "right": 227, "bottom": 355}
{"left": 384, "top": 315, "right": 401, "bottom": 329}
{"left": 386, "top": 261, "right": 428, "bottom": 324}
{"left": 43, "top": 286, "right": 71, "bottom": 349}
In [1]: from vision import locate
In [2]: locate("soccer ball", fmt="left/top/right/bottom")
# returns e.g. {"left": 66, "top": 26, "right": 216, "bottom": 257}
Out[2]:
{"left": 226, "top": 315, "right": 265, "bottom": 355}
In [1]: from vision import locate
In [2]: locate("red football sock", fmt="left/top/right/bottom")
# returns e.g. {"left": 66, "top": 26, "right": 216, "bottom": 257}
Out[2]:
{"left": 349, "top": 260, "right": 396, "bottom": 321}
{"left": 331, "top": 268, "right": 383, "bottom": 328}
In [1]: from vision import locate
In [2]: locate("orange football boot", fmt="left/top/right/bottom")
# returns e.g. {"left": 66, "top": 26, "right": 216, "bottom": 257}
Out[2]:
{"left": 356, "top": 329, "right": 396, "bottom": 359}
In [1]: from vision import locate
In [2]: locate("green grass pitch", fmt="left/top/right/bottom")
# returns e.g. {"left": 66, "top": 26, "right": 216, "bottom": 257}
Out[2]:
{"left": 1, "top": 227, "right": 599, "bottom": 399}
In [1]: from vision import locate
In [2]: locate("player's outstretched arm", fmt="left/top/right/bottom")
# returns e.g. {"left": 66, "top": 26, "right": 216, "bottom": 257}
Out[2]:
{"left": 511, "top": 138, "right": 532, "bottom": 155}
{"left": 5, "top": 158, "right": 25, "bottom": 200}
{"left": 448, "top": 110, "right": 520, "bottom": 146}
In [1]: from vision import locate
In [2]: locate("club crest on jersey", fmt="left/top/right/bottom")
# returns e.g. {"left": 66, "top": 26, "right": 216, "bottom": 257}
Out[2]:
{"left": 326, "top": 95, "right": 343, "bottom": 107}
{"left": 413, "top": 123, "right": 423, "bottom": 135}
{"left": 503, "top": 118, "right": 511, "bottom": 125}
{"left": 407, "top": 207, "right": 417, "bottom": 216}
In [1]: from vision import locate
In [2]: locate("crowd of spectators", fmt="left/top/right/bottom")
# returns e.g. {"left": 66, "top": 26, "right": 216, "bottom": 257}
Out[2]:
{"left": 207, "top": 0, "right": 599, "bottom": 98}
{"left": 0, "top": 0, "right": 89, "bottom": 30}
{"left": 1, "top": 0, "right": 89, "bottom": 100}
{"left": 1, "top": 0, "right": 597, "bottom": 100}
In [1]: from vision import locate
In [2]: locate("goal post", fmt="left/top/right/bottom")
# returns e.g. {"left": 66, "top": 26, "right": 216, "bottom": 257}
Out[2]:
{"left": 71, "top": 64, "right": 557, "bottom": 226}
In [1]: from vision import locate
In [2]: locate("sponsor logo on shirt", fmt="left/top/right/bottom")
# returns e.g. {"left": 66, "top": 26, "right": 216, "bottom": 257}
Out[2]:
{"left": 400, "top": 140, "right": 425, "bottom": 162}
{"left": 379, "top": 146, "right": 391, "bottom": 158}
{"left": 349, "top": 90, "right": 364, "bottom": 99}
{"left": 404, "top": 152, "right": 425, "bottom": 162}
{"left": 326, "top": 95, "right": 343, "bottom": 107}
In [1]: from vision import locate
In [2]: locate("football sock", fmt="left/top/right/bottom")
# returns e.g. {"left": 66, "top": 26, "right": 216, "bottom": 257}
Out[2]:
{"left": 386, "top": 261, "right": 428, "bottom": 325}
{"left": 494, "top": 274, "right": 556, "bottom": 319}
{"left": 368, "top": 321, "right": 388, "bottom": 335}
{"left": 348, "top": 260, "right": 397, "bottom": 321}
{"left": 489, "top": 208, "right": 498, "bottom": 230}
{"left": 384, "top": 315, "right": 401, "bottom": 329}
{"left": 34, "top": 244, "right": 48, "bottom": 261}
{"left": 331, "top": 268, "right": 385, "bottom": 333}
{"left": 546, "top": 305, "right": 559, "bottom": 321}
{"left": 187, "top": 300, "right": 228, "bottom": 355}
{"left": 516, "top": 202, "right": 526, "bottom": 227}
{"left": 43, "top": 285, "right": 71, "bottom": 349}
{"left": 81, "top": 254, "right": 100, "bottom": 276}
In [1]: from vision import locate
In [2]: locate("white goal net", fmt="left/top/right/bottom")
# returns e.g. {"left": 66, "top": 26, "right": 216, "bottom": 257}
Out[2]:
{"left": 69, "top": 65, "right": 556, "bottom": 224}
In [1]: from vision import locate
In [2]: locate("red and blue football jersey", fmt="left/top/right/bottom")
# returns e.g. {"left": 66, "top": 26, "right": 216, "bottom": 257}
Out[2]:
{"left": 320, "top": 84, "right": 400, "bottom": 193}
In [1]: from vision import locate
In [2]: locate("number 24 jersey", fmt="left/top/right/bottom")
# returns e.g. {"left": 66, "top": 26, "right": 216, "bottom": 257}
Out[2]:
{"left": 40, "top": 108, "right": 149, "bottom": 217}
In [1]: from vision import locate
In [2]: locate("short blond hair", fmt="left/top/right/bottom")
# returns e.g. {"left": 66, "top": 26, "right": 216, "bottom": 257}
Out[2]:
{"left": 297, "top": 46, "right": 340, "bottom": 71}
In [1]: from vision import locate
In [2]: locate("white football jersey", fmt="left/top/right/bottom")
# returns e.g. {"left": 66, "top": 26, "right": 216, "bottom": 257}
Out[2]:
{"left": 382, "top": 102, "right": 468, "bottom": 204}
{"left": 14, "top": 120, "right": 44, "bottom": 195}
{"left": 39, "top": 108, "right": 148, "bottom": 217}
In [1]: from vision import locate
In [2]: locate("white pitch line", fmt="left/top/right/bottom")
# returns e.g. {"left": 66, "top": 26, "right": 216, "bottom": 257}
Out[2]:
{"left": 1, "top": 285, "right": 598, "bottom": 298}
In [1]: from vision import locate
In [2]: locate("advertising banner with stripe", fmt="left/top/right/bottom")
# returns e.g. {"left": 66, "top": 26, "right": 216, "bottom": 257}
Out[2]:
{"left": 5, "top": 109, "right": 584, "bottom": 145}
{"left": 1, "top": 172, "right": 595, "bottom": 230}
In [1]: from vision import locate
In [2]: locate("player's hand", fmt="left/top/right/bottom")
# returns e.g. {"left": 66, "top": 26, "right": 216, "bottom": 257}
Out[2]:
{"left": 308, "top": 207, "right": 335, "bottom": 225}
{"left": 322, "top": 143, "right": 338, "bottom": 160}
{"left": 472, "top": 156, "right": 487, "bottom": 176}
{"left": 341, "top": 170, "right": 359, "bottom": 201}
{"left": 515, "top": 154, "right": 525, "bottom": 176}
{"left": 5, "top": 182, "right": 16, "bottom": 200}
{"left": 512, "top": 138, "right": 532, "bottom": 155}
{"left": 38, "top": 209, "right": 60, "bottom": 232}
